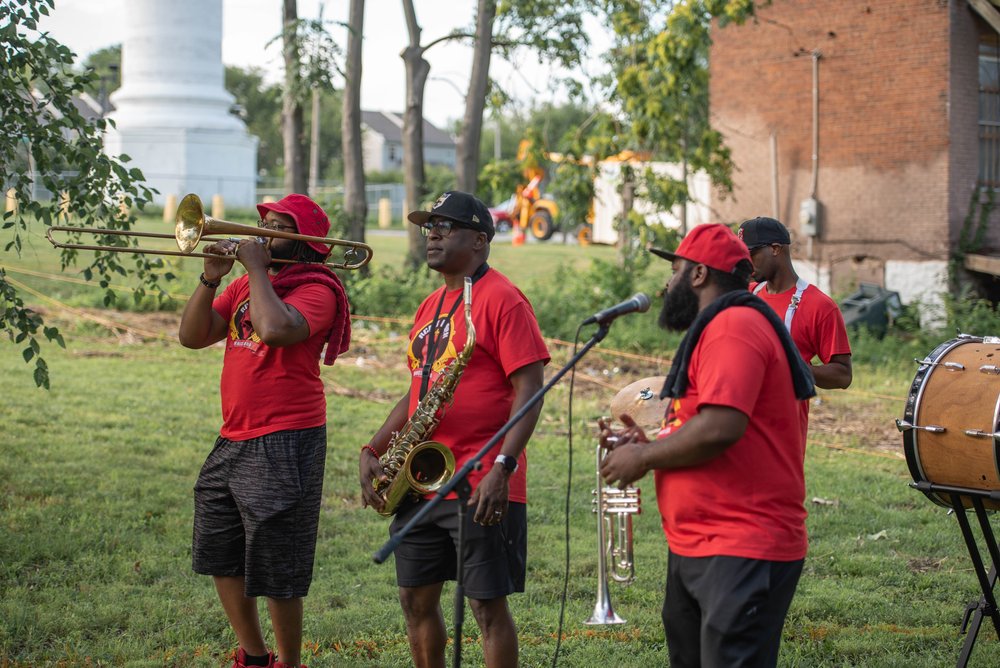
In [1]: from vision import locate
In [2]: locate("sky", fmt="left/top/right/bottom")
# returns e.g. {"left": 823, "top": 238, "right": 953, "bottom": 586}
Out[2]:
{"left": 38, "top": 0, "right": 609, "bottom": 129}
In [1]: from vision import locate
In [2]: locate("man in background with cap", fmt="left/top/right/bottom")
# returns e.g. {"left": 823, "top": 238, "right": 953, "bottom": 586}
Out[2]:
{"left": 359, "top": 190, "right": 549, "bottom": 668}
{"left": 179, "top": 193, "right": 352, "bottom": 668}
{"left": 738, "top": 216, "right": 852, "bottom": 390}
{"left": 738, "top": 217, "right": 852, "bottom": 444}
{"left": 598, "top": 223, "right": 815, "bottom": 667}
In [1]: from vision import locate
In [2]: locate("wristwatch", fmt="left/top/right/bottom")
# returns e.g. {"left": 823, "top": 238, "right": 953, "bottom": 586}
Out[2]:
{"left": 494, "top": 453, "right": 518, "bottom": 474}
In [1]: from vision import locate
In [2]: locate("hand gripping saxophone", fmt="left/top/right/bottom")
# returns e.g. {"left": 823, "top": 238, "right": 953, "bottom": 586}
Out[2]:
{"left": 373, "top": 277, "right": 475, "bottom": 516}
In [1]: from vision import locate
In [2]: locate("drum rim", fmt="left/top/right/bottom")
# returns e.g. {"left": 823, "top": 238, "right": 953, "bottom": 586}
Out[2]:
{"left": 903, "top": 337, "right": 977, "bottom": 507}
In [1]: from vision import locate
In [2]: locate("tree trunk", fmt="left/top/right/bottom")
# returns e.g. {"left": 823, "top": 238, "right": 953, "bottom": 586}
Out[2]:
{"left": 401, "top": 0, "right": 430, "bottom": 269}
{"left": 308, "top": 86, "right": 320, "bottom": 196}
{"left": 342, "top": 0, "right": 368, "bottom": 250}
{"left": 282, "top": 0, "right": 307, "bottom": 194}
{"left": 455, "top": 0, "right": 496, "bottom": 195}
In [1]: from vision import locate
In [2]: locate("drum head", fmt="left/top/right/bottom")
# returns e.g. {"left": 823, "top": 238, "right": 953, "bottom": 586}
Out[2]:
{"left": 611, "top": 376, "right": 669, "bottom": 433}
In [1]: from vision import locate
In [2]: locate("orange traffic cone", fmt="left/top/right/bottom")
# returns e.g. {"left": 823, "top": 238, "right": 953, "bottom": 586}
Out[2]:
{"left": 512, "top": 223, "right": 525, "bottom": 247}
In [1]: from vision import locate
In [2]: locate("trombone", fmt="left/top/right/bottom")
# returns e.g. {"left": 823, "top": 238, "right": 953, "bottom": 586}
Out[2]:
{"left": 46, "top": 193, "right": 373, "bottom": 271}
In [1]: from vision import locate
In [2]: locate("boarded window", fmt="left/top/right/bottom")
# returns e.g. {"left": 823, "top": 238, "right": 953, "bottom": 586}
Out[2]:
{"left": 980, "top": 34, "right": 1000, "bottom": 187}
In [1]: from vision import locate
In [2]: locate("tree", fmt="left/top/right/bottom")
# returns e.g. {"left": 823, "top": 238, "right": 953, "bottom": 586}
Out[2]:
{"left": 225, "top": 66, "right": 283, "bottom": 178}
{"left": 399, "top": 0, "right": 434, "bottom": 269}
{"left": 281, "top": 0, "right": 307, "bottom": 193}
{"left": 1, "top": 0, "right": 167, "bottom": 388}
{"left": 342, "top": 0, "right": 367, "bottom": 247}
{"left": 80, "top": 44, "right": 121, "bottom": 113}
{"left": 601, "top": 0, "right": 757, "bottom": 222}
{"left": 399, "top": 0, "right": 590, "bottom": 267}
{"left": 455, "top": 0, "right": 590, "bottom": 194}
{"left": 275, "top": 1, "right": 344, "bottom": 195}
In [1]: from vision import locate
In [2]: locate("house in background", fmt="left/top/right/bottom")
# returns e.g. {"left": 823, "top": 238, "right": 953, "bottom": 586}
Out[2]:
{"left": 361, "top": 111, "right": 456, "bottom": 173}
{"left": 708, "top": 0, "right": 1000, "bottom": 320}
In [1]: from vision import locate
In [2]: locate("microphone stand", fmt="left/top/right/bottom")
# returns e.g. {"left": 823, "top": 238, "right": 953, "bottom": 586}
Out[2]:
{"left": 372, "top": 320, "right": 615, "bottom": 668}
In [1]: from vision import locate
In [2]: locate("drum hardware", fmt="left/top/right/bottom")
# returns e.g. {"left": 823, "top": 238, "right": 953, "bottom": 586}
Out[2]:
{"left": 980, "top": 365, "right": 1000, "bottom": 375}
{"left": 895, "top": 419, "right": 945, "bottom": 434}
{"left": 965, "top": 429, "right": 1000, "bottom": 439}
{"left": 914, "top": 358, "right": 965, "bottom": 371}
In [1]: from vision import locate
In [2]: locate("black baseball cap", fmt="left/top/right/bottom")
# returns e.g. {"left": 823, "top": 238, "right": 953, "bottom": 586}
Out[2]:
{"left": 738, "top": 217, "right": 791, "bottom": 250}
{"left": 408, "top": 191, "right": 495, "bottom": 241}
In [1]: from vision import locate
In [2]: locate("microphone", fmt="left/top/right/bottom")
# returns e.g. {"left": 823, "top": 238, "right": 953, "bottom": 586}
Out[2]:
{"left": 582, "top": 293, "right": 651, "bottom": 326}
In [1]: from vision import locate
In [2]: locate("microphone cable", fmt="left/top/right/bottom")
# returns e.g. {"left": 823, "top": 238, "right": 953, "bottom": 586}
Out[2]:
{"left": 550, "top": 323, "right": 585, "bottom": 667}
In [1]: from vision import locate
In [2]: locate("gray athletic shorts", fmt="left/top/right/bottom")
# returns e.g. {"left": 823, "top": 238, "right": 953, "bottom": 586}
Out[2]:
{"left": 390, "top": 498, "right": 527, "bottom": 600}
{"left": 192, "top": 426, "right": 327, "bottom": 598}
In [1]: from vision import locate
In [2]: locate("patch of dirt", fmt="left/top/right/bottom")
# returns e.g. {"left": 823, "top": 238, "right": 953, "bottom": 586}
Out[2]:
{"left": 809, "top": 397, "right": 902, "bottom": 454}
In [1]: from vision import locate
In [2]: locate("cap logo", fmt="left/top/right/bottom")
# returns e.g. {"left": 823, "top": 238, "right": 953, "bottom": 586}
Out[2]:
{"left": 471, "top": 214, "right": 479, "bottom": 223}
{"left": 737, "top": 228, "right": 744, "bottom": 241}
{"left": 432, "top": 193, "right": 451, "bottom": 210}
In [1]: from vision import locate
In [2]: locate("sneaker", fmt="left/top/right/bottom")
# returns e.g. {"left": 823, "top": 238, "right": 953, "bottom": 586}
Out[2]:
{"left": 232, "top": 647, "right": 275, "bottom": 668}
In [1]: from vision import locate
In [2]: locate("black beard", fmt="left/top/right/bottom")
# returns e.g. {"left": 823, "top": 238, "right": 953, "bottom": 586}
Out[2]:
{"left": 268, "top": 241, "right": 299, "bottom": 267}
{"left": 659, "top": 268, "right": 699, "bottom": 331}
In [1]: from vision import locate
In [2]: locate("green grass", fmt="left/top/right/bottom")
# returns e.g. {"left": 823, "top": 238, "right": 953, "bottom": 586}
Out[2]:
{"left": 5, "top": 215, "right": 1000, "bottom": 666}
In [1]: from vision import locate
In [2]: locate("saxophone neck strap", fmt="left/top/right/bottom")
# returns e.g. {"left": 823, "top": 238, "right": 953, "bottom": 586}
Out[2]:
{"left": 418, "top": 262, "right": 489, "bottom": 400}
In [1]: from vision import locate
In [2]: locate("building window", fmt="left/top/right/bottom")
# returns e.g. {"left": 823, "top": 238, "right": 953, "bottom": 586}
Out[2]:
{"left": 388, "top": 145, "right": 399, "bottom": 166}
{"left": 980, "top": 34, "right": 1000, "bottom": 187}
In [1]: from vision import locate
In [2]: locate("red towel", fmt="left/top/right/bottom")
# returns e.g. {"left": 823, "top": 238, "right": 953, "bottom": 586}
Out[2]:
{"left": 270, "top": 263, "right": 352, "bottom": 365}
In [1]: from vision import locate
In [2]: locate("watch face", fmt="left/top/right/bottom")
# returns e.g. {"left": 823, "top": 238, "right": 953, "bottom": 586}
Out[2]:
{"left": 499, "top": 455, "right": 517, "bottom": 472}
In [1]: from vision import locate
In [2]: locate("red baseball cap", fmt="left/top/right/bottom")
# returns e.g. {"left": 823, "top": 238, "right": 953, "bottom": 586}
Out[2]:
{"left": 256, "top": 194, "right": 331, "bottom": 257}
{"left": 649, "top": 223, "right": 751, "bottom": 274}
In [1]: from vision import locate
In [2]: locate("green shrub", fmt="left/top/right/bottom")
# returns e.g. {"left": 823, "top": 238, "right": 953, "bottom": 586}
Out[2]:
{"left": 341, "top": 264, "right": 438, "bottom": 318}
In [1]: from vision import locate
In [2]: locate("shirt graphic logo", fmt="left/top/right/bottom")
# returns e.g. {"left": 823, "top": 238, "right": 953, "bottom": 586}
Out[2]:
{"left": 229, "top": 298, "right": 264, "bottom": 353}
{"left": 408, "top": 315, "right": 459, "bottom": 379}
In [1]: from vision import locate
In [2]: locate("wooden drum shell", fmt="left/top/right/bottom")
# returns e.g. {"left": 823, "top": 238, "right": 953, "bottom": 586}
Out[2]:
{"left": 901, "top": 337, "right": 1000, "bottom": 509}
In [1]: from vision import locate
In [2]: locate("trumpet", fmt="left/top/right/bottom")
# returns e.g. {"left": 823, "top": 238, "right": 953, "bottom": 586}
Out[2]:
{"left": 46, "top": 193, "right": 373, "bottom": 271}
{"left": 584, "top": 438, "right": 641, "bottom": 625}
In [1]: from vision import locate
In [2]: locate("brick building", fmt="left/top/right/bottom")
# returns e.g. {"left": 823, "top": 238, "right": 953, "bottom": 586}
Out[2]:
{"left": 709, "top": 0, "right": 1000, "bottom": 318}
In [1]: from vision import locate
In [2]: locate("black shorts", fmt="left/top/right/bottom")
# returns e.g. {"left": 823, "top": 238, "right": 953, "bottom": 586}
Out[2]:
{"left": 192, "top": 426, "right": 327, "bottom": 599}
{"left": 663, "top": 551, "right": 804, "bottom": 668}
{"left": 390, "top": 498, "right": 527, "bottom": 600}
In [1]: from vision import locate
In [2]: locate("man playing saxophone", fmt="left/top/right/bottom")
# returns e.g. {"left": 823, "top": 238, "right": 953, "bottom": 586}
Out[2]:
{"left": 359, "top": 191, "right": 549, "bottom": 668}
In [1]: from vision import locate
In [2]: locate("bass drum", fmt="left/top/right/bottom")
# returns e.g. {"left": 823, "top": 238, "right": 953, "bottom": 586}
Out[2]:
{"left": 899, "top": 336, "right": 1000, "bottom": 509}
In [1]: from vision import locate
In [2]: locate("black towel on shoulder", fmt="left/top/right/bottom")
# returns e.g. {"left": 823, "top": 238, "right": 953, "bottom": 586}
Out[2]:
{"left": 660, "top": 290, "right": 816, "bottom": 401}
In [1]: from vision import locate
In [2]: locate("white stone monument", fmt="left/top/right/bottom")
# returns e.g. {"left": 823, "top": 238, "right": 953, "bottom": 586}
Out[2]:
{"left": 104, "top": 0, "right": 258, "bottom": 208}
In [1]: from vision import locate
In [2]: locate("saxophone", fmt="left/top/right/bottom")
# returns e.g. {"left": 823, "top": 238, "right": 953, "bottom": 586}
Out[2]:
{"left": 373, "top": 277, "right": 475, "bottom": 516}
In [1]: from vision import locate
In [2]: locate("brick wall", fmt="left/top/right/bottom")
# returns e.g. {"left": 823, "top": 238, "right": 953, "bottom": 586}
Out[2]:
{"left": 709, "top": 0, "right": 971, "bottom": 274}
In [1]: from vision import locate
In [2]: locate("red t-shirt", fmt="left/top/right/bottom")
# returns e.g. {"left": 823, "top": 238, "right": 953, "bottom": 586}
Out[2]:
{"left": 749, "top": 282, "right": 852, "bottom": 365}
{"left": 406, "top": 269, "right": 550, "bottom": 503}
{"left": 213, "top": 274, "right": 337, "bottom": 440}
{"left": 751, "top": 281, "right": 852, "bottom": 436}
{"left": 653, "top": 307, "right": 808, "bottom": 561}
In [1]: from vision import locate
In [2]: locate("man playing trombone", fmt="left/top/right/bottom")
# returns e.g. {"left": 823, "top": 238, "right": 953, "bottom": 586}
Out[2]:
{"left": 599, "top": 224, "right": 814, "bottom": 668}
{"left": 178, "top": 194, "right": 351, "bottom": 668}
